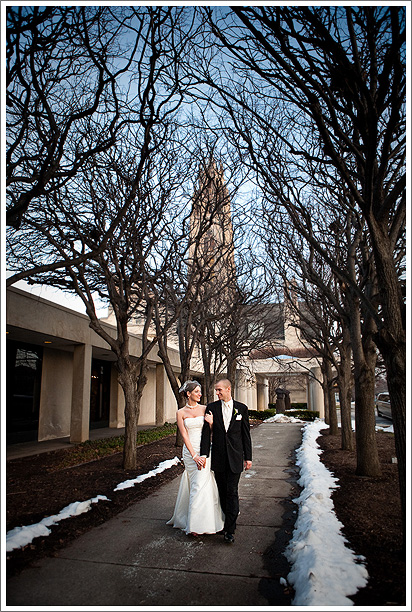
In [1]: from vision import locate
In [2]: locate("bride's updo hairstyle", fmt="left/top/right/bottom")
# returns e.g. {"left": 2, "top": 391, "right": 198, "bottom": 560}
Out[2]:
{"left": 179, "top": 380, "right": 202, "bottom": 398}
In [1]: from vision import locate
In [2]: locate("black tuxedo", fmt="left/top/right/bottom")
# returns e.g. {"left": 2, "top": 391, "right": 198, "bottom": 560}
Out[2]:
{"left": 200, "top": 399, "right": 252, "bottom": 535}
{"left": 200, "top": 400, "right": 252, "bottom": 471}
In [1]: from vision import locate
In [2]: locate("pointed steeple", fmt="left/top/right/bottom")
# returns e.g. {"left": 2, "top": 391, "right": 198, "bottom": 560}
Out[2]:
{"left": 189, "top": 158, "right": 235, "bottom": 285}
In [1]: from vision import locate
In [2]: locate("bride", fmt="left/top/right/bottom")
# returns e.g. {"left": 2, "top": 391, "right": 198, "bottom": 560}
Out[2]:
{"left": 167, "top": 380, "right": 224, "bottom": 536}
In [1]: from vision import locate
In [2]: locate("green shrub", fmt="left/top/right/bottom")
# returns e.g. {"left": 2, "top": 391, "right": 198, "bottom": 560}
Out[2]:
{"left": 249, "top": 407, "right": 318, "bottom": 421}
{"left": 248, "top": 408, "right": 276, "bottom": 420}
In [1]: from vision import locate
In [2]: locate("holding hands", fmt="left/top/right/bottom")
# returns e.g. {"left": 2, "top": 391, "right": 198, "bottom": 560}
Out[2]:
{"left": 192, "top": 409, "right": 211, "bottom": 470}
{"left": 193, "top": 454, "right": 206, "bottom": 470}
{"left": 204, "top": 411, "right": 213, "bottom": 427}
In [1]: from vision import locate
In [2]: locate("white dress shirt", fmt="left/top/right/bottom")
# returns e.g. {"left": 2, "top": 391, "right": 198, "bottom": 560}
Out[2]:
{"left": 222, "top": 399, "right": 234, "bottom": 431}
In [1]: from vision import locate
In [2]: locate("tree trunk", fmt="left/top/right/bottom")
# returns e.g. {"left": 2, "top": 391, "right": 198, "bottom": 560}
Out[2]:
{"left": 338, "top": 379, "right": 354, "bottom": 451}
{"left": 123, "top": 386, "right": 138, "bottom": 470}
{"left": 349, "top": 296, "right": 381, "bottom": 477}
{"left": 200, "top": 338, "right": 215, "bottom": 403}
{"left": 337, "top": 334, "right": 354, "bottom": 451}
{"left": 377, "top": 329, "right": 406, "bottom": 534}
{"left": 206, "top": 373, "right": 218, "bottom": 403}
{"left": 119, "top": 371, "right": 139, "bottom": 470}
{"left": 321, "top": 361, "right": 330, "bottom": 425}
{"left": 226, "top": 356, "right": 237, "bottom": 389}
{"left": 328, "top": 384, "right": 338, "bottom": 435}
{"left": 353, "top": 363, "right": 380, "bottom": 476}
{"left": 322, "top": 382, "right": 330, "bottom": 425}
{"left": 156, "top": 339, "right": 185, "bottom": 447}
{"left": 323, "top": 358, "right": 338, "bottom": 435}
{"left": 368, "top": 219, "right": 406, "bottom": 534}
{"left": 386, "top": 363, "right": 406, "bottom": 537}
{"left": 118, "top": 360, "right": 148, "bottom": 470}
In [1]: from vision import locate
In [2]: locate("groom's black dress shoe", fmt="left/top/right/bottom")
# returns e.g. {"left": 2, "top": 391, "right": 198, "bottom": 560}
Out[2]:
{"left": 224, "top": 532, "right": 235, "bottom": 543}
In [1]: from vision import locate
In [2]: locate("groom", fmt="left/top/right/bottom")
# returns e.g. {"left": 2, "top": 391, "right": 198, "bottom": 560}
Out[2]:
{"left": 200, "top": 378, "right": 252, "bottom": 543}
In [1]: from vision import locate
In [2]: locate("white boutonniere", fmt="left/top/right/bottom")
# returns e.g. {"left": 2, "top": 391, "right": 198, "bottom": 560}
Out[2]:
{"left": 236, "top": 414, "right": 242, "bottom": 420}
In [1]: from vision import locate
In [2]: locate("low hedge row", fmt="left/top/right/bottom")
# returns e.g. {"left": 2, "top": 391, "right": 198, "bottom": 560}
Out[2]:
{"left": 249, "top": 407, "right": 319, "bottom": 421}
{"left": 284, "top": 409, "right": 319, "bottom": 421}
{"left": 248, "top": 408, "right": 277, "bottom": 420}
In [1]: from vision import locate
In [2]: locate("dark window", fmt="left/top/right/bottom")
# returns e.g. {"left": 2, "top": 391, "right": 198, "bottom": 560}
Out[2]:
{"left": 89, "top": 359, "right": 111, "bottom": 429}
{"left": 6, "top": 341, "right": 43, "bottom": 443}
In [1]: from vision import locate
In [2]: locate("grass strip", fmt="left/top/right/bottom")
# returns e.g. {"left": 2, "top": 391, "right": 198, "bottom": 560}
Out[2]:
{"left": 51, "top": 423, "right": 177, "bottom": 471}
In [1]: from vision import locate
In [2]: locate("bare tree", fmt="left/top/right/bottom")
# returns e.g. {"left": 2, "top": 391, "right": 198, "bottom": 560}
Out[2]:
{"left": 197, "top": 4, "right": 405, "bottom": 522}
{"left": 151, "top": 153, "right": 245, "bottom": 448}
{"left": 269, "top": 214, "right": 379, "bottom": 457}
{"left": 156, "top": 155, "right": 280, "bottom": 428}
{"left": 6, "top": 6, "right": 136, "bottom": 230}
{"left": 6, "top": 6, "right": 203, "bottom": 469}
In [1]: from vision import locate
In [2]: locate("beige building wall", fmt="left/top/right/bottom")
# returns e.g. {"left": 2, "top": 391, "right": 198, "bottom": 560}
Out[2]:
{"left": 256, "top": 376, "right": 269, "bottom": 411}
{"left": 156, "top": 365, "right": 178, "bottom": 424}
{"left": 109, "top": 366, "right": 125, "bottom": 428}
{"left": 7, "top": 287, "right": 190, "bottom": 443}
{"left": 38, "top": 348, "right": 73, "bottom": 441}
{"left": 138, "top": 366, "right": 156, "bottom": 425}
{"left": 10, "top": 286, "right": 322, "bottom": 445}
{"left": 234, "top": 370, "right": 249, "bottom": 404}
{"left": 308, "top": 366, "right": 324, "bottom": 418}
{"left": 247, "top": 379, "right": 257, "bottom": 411}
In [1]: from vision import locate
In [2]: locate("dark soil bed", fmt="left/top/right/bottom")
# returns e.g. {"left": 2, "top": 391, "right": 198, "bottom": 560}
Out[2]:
{"left": 317, "top": 428, "right": 405, "bottom": 606}
{"left": 6, "top": 423, "right": 406, "bottom": 606}
{"left": 6, "top": 435, "right": 185, "bottom": 578}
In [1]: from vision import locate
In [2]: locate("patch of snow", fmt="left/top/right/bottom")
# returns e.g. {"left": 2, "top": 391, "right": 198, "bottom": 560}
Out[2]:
{"left": 6, "top": 495, "right": 109, "bottom": 552}
{"left": 284, "top": 420, "right": 369, "bottom": 606}
{"left": 6, "top": 457, "right": 181, "bottom": 551}
{"left": 114, "top": 457, "right": 181, "bottom": 491}
{"left": 265, "top": 413, "right": 305, "bottom": 423}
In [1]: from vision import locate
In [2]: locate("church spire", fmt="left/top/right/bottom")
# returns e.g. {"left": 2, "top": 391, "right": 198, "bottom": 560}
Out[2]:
{"left": 189, "top": 158, "right": 235, "bottom": 284}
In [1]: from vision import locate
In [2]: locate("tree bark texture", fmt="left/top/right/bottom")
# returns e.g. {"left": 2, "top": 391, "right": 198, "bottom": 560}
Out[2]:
{"left": 118, "top": 360, "right": 148, "bottom": 470}
{"left": 368, "top": 217, "right": 406, "bottom": 529}
{"left": 323, "top": 358, "right": 339, "bottom": 435}
{"left": 349, "top": 296, "right": 381, "bottom": 477}
{"left": 337, "top": 334, "right": 354, "bottom": 452}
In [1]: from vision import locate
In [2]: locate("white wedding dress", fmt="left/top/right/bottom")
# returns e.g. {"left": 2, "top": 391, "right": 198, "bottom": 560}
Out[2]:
{"left": 167, "top": 415, "right": 224, "bottom": 535}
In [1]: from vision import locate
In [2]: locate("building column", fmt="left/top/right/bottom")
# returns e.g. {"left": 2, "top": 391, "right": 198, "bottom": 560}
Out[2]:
{"left": 308, "top": 366, "right": 324, "bottom": 418}
{"left": 156, "top": 364, "right": 167, "bottom": 426}
{"left": 109, "top": 364, "right": 125, "bottom": 428}
{"left": 234, "top": 369, "right": 248, "bottom": 404}
{"left": 38, "top": 348, "right": 72, "bottom": 441}
{"left": 70, "top": 343, "right": 92, "bottom": 443}
{"left": 256, "top": 376, "right": 269, "bottom": 411}
{"left": 247, "top": 375, "right": 257, "bottom": 411}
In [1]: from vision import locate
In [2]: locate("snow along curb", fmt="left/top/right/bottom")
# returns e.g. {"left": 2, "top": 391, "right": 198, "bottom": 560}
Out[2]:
{"left": 284, "top": 419, "right": 369, "bottom": 606}
{"left": 6, "top": 456, "right": 181, "bottom": 552}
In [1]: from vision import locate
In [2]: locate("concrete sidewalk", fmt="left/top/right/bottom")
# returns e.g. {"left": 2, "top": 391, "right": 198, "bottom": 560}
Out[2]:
{"left": 6, "top": 422, "right": 304, "bottom": 607}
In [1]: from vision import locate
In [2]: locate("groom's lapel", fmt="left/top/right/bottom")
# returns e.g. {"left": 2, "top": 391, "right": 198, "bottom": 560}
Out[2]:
{"left": 215, "top": 400, "right": 225, "bottom": 429}
{"left": 227, "top": 401, "right": 238, "bottom": 430}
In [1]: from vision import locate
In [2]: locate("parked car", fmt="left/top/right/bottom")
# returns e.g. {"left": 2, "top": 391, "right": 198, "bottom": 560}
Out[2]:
{"left": 375, "top": 392, "right": 392, "bottom": 419}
